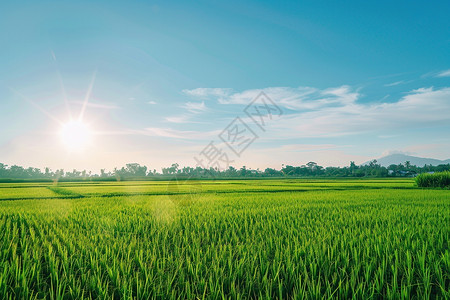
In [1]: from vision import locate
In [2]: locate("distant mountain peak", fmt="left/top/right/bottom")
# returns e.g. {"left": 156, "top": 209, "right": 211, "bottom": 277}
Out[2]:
{"left": 364, "top": 154, "right": 450, "bottom": 167}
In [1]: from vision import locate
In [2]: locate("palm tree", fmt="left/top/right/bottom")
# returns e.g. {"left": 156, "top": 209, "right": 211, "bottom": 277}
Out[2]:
{"left": 405, "top": 161, "right": 411, "bottom": 170}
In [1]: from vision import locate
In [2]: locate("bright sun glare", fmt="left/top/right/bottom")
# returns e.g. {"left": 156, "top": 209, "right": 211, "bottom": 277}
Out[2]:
{"left": 60, "top": 120, "right": 92, "bottom": 152}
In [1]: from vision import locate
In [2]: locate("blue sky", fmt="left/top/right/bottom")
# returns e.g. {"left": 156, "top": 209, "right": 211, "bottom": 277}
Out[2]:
{"left": 1, "top": 0, "right": 449, "bottom": 172}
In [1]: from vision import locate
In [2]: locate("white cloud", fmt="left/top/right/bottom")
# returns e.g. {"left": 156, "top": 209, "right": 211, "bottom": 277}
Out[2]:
{"left": 384, "top": 80, "right": 406, "bottom": 87}
{"left": 148, "top": 101, "right": 157, "bottom": 105}
{"left": 70, "top": 100, "right": 120, "bottom": 109}
{"left": 182, "top": 88, "right": 232, "bottom": 99}
{"left": 182, "top": 101, "right": 207, "bottom": 113}
{"left": 143, "top": 127, "right": 220, "bottom": 140}
{"left": 410, "top": 87, "right": 433, "bottom": 93}
{"left": 437, "top": 69, "right": 450, "bottom": 77}
{"left": 381, "top": 150, "right": 412, "bottom": 156}
{"left": 277, "top": 144, "right": 340, "bottom": 152}
{"left": 269, "top": 86, "right": 450, "bottom": 138}
{"left": 183, "top": 85, "right": 450, "bottom": 139}
{"left": 184, "top": 85, "right": 360, "bottom": 110}
{"left": 219, "top": 87, "right": 320, "bottom": 108}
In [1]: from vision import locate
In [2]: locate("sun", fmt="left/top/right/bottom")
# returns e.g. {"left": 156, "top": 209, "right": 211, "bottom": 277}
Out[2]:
{"left": 60, "top": 120, "right": 92, "bottom": 152}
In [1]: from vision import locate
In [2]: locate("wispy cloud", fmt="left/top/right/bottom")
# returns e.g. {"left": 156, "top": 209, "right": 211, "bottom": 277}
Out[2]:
{"left": 422, "top": 69, "right": 450, "bottom": 78}
{"left": 182, "top": 101, "right": 207, "bottom": 113}
{"left": 70, "top": 100, "right": 120, "bottom": 110}
{"left": 183, "top": 85, "right": 450, "bottom": 139}
{"left": 183, "top": 88, "right": 232, "bottom": 99}
{"left": 165, "top": 101, "right": 209, "bottom": 124}
{"left": 437, "top": 69, "right": 450, "bottom": 77}
{"left": 381, "top": 150, "right": 412, "bottom": 156}
{"left": 143, "top": 127, "right": 220, "bottom": 140}
{"left": 183, "top": 85, "right": 360, "bottom": 110}
{"left": 148, "top": 100, "right": 157, "bottom": 105}
{"left": 146, "top": 85, "right": 450, "bottom": 147}
{"left": 268, "top": 86, "right": 450, "bottom": 138}
{"left": 165, "top": 114, "right": 210, "bottom": 124}
{"left": 277, "top": 144, "right": 340, "bottom": 152}
{"left": 384, "top": 80, "right": 407, "bottom": 87}
{"left": 97, "top": 127, "right": 220, "bottom": 140}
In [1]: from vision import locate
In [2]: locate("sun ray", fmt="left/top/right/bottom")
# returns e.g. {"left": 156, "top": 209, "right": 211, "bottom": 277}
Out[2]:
{"left": 10, "top": 87, "right": 64, "bottom": 126}
{"left": 79, "top": 69, "right": 97, "bottom": 122}
{"left": 51, "top": 50, "right": 73, "bottom": 120}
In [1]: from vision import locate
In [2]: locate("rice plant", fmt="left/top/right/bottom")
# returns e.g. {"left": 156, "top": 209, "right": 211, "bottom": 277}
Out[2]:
{"left": 0, "top": 179, "right": 448, "bottom": 299}
{"left": 416, "top": 171, "right": 450, "bottom": 188}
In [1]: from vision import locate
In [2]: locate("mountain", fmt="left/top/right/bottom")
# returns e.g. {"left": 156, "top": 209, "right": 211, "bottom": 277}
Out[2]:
{"left": 364, "top": 154, "right": 450, "bottom": 167}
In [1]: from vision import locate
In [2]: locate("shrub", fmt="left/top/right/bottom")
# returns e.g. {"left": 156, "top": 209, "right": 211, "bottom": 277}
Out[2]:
{"left": 415, "top": 171, "right": 450, "bottom": 188}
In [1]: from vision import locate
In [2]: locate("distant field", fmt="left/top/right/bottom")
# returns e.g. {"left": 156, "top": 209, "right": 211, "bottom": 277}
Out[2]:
{"left": 0, "top": 179, "right": 448, "bottom": 298}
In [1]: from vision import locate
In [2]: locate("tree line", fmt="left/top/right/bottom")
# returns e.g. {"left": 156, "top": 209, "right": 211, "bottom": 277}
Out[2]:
{"left": 0, "top": 161, "right": 449, "bottom": 181}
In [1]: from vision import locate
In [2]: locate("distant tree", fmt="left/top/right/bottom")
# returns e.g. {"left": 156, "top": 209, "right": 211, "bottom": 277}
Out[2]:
{"left": 182, "top": 166, "right": 194, "bottom": 175}
{"left": 239, "top": 166, "right": 249, "bottom": 177}
{"left": 405, "top": 161, "right": 411, "bottom": 170}
{"left": 281, "top": 165, "right": 295, "bottom": 176}
{"left": 368, "top": 159, "right": 378, "bottom": 168}
{"left": 225, "top": 166, "right": 238, "bottom": 177}
{"left": 306, "top": 162, "right": 318, "bottom": 170}
{"left": 126, "top": 163, "right": 147, "bottom": 176}
{"left": 0, "top": 163, "right": 6, "bottom": 177}
{"left": 264, "top": 168, "right": 281, "bottom": 177}
{"left": 44, "top": 167, "right": 52, "bottom": 178}
{"left": 0, "top": 161, "right": 449, "bottom": 180}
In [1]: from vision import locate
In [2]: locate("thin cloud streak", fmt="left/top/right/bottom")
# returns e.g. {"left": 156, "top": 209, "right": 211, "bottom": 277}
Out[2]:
{"left": 437, "top": 69, "right": 450, "bottom": 77}
{"left": 182, "top": 101, "right": 207, "bottom": 113}
{"left": 94, "top": 128, "right": 221, "bottom": 140}
{"left": 183, "top": 88, "right": 232, "bottom": 99}
{"left": 384, "top": 80, "right": 407, "bottom": 87}
{"left": 70, "top": 101, "right": 120, "bottom": 110}
{"left": 184, "top": 85, "right": 360, "bottom": 110}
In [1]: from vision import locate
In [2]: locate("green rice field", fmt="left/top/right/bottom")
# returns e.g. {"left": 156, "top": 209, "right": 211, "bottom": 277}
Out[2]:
{"left": 0, "top": 179, "right": 448, "bottom": 299}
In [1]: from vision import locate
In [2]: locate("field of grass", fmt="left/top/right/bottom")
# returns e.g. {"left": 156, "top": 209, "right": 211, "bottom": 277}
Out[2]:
{"left": 0, "top": 178, "right": 448, "bottom": 299}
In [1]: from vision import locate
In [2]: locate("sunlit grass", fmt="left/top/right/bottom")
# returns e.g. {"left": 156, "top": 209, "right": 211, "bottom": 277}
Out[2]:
{"left": 0, "top": 179, "right": 448, "bottom": 298}
{"left": 416, "top": 171, "right": 450, "bottom": 188}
